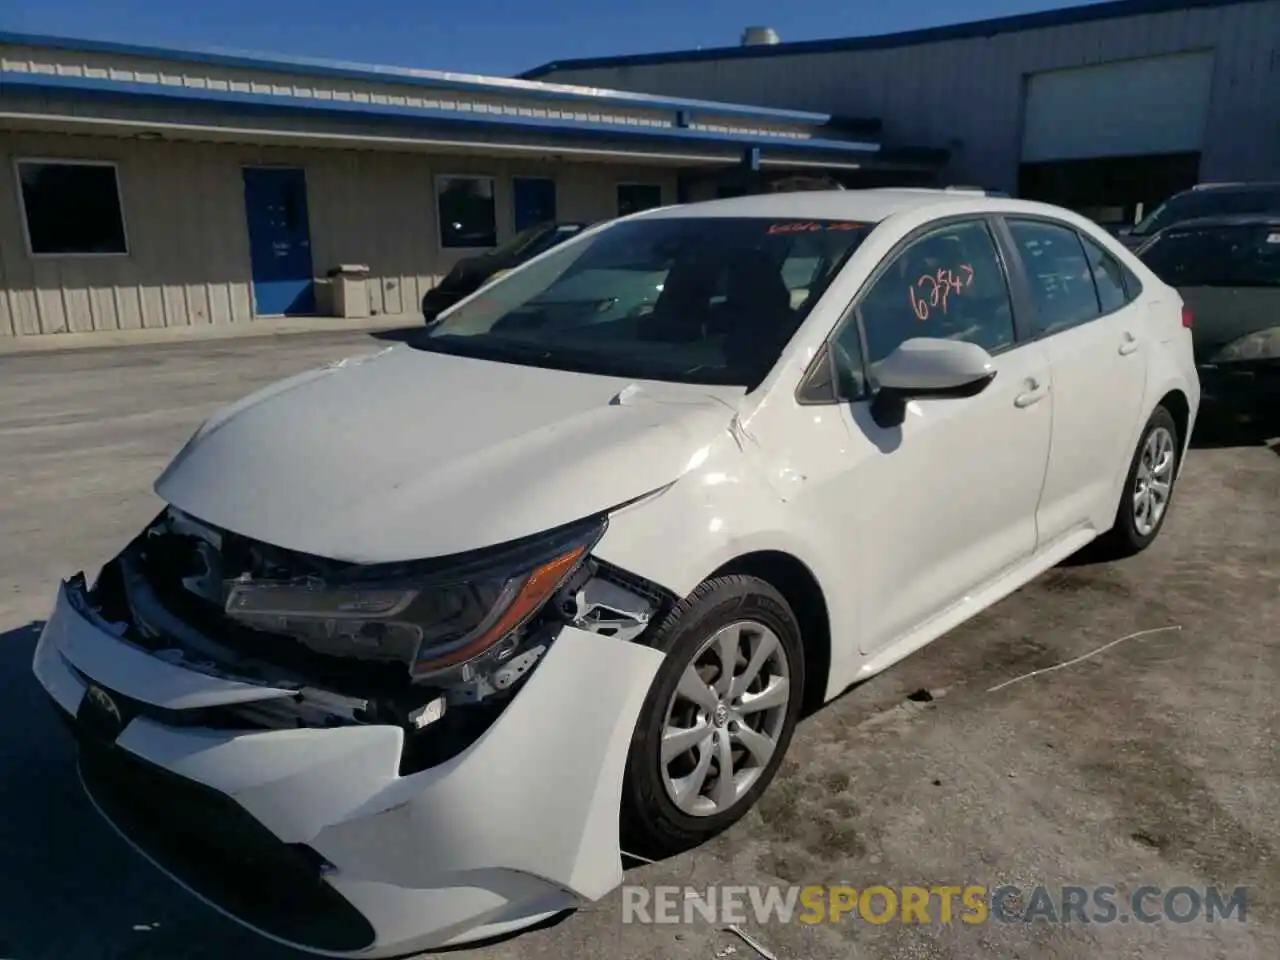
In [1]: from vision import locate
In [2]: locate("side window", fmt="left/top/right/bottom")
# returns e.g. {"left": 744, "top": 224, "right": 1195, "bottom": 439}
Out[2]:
{"left": 1006, "top": 219, "right": 1101, "bottom": 336}
{"left": 856, "top": 219, "right": 1016, "bottom": 369}
{"left": 1078, "top": 234, "right": 1129, "bottom": 313}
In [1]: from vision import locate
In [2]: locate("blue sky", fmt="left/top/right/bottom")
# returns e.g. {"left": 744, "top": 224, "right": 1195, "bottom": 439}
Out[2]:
{"left": 4, "top": 0, "right": 1107, "bottom": 77}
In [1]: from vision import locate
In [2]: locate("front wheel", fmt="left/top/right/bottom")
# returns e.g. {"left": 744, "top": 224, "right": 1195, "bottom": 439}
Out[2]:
{"left": 620, "top": 576, "right": 805, "bottom": 860}
{"left": 1095, "top": 405, "right": 1181, "bottom": 559}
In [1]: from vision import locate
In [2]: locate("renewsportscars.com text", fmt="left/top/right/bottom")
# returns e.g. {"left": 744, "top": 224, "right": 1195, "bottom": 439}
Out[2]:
{"left": 622, "top": 884, "right": 1249, "bottom": 926}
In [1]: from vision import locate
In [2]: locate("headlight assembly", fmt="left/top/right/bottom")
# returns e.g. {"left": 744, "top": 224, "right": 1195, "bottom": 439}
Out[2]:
{"left": 1211, "top": 326, "right": 1280, "bottom": 363}
{"left": 223, "top": 518, "right": 605, "bottom": 680}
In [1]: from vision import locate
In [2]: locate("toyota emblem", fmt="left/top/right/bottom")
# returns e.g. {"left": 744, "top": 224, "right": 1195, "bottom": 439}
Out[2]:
{"left": 86, "top": 685, "right": 122, "bottom": 726}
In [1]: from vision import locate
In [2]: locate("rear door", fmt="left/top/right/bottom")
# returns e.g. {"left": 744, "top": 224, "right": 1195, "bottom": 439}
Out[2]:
{"left": 996, "top": 217, "right": 1148, "bottom": 544}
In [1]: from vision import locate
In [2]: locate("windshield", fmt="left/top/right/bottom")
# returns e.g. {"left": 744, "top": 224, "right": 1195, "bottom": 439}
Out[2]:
{"left": 1133, "top": 188, "right": 1280, "bottom": 237}
{"left": 411, "top": 216, "right": 875, "bottom": 387}
{"left": 1140, "top": 224, "right": 1280, "bottom": 287}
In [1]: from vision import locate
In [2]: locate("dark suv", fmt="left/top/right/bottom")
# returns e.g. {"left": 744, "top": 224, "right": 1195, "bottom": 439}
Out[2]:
{"left": 422, "top": 221, "right": 587, "bottom": 322}
{"left": 1118, "top": 182, "right": 1280, "bottom": 250}
{"left": 1137, "top": 215, "right": 1280, "bottom": 418}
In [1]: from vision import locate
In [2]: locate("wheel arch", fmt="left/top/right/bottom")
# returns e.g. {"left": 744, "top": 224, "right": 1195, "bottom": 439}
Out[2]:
{"left": 1156, "top": 388, "right": 1191, "bottom": 457}
{"left": 709, "top": 550, "right": 831, "bottom": 717}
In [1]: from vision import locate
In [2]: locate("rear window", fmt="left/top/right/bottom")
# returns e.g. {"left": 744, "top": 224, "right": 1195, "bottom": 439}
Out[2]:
{"left": 1140, "top": 224, "right": 1280, "bottom": 288}
{"left": 1132, "top": 187, "right": 1280, "bottom": 238}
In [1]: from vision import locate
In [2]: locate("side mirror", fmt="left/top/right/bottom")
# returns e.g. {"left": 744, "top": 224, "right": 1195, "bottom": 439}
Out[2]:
{"left": 870, "top": 338, "right": 997, "bottom": 427}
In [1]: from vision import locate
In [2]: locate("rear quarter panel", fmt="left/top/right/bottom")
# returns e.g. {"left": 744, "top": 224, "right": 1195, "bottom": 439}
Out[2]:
{"left": 1077, "top": 219, "right": 1201, "bottom": 455}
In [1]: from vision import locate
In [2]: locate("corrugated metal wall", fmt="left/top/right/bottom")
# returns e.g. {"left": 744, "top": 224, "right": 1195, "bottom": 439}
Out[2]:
{"left": 533, "top": 0, "right": 1280, "bottom": 190}
{"left": 0, "top": 131, "right": 676, "bottom": 337}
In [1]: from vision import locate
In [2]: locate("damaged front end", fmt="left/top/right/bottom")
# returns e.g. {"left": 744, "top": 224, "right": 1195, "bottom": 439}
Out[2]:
{"left": 83, "top": 506, "right": 672, "bottom": 774}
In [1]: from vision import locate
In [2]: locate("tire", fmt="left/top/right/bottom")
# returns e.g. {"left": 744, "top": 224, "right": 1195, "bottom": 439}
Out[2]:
{"left": 1094, "top": 405, "right": 1181, "bottom": 559}
{"left": 620, "top": 575, "right": 805, "bottom": 860}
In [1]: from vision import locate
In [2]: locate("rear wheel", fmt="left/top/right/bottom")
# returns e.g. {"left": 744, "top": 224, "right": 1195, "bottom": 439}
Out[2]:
{"left": 1095, "top": 405, "right": 1180, "bottom": 559}
{"left": 621, "top": 576, "right": 804, "bottom": 860}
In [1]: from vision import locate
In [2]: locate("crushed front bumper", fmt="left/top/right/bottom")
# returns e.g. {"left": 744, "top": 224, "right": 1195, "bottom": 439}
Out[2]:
{"left": 33, "top": 575, "right": 664, "bottom": 957}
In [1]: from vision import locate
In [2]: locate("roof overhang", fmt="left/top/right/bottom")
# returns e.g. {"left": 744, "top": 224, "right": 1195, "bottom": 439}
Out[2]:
{"left": 0, "top": 30, "right": 836, "bottom": 126}
{"left": 0, "top": 71, "right": 928, "bottom": 170}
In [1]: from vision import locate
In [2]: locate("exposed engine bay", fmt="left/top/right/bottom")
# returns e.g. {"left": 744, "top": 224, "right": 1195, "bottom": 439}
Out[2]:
{"left": 82, "top": 506, "right": 670, "bottom": 773}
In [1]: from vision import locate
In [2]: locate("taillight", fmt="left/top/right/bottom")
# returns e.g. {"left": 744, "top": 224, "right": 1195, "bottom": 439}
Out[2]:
{"left": 1181, "top": 305, "right": 1194, "bottom": 328}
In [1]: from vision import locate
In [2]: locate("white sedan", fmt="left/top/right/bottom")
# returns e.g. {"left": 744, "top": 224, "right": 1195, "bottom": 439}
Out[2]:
{"left": 32, "top": 189, "right": 1199, "bottom": 956}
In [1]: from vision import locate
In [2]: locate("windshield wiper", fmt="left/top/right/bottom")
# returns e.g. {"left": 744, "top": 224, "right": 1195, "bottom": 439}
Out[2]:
{"left": 410, "top": 334, "right": 745, "bottom": 385}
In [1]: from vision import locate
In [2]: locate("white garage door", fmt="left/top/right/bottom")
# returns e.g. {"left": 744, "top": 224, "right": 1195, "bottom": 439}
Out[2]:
{"left": 1021, "top": 52, "right": 1216, "bottom": 162}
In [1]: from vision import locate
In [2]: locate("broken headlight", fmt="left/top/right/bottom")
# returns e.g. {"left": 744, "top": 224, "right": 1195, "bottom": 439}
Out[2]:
{"left": 223, "top": 518, "right": 605, "bottom": 680}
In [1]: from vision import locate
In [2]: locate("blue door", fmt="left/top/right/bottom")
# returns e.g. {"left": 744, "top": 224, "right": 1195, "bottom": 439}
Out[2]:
{"left": 513, "top": 177, "right": 557, "bottom": 233}
{"left": 242, "top": 167, "right": 316, "bottom": 315}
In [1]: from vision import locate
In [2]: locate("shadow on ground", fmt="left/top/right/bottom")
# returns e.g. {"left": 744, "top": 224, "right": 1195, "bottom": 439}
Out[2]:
{"left": 1189, "top": 402, "right": 1279, "bottom": 450}
{"left": 0, "top": 622, "right": 302, "bottom": 960}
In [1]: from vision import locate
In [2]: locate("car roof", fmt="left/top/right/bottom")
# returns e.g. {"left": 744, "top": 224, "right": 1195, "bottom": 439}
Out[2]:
{"left": 1186, "top": 181, "right": 1280, "bottom": 193}
{"left": 1150, "top": 214, "right": 1280, "bottom": 234}
{"left": 633, "top": 188, "right": 1065, "bottom": 224}
{"left": 1168, "top": 182, "right": 1280, "bottom": 203}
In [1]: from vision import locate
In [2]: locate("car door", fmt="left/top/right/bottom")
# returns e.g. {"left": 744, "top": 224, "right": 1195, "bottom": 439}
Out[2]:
{"left": 996, "top": 218, "right": 1148, "bottom": 544}
{"left": 824, "top": 217, "right": 1054, "bottom": 657}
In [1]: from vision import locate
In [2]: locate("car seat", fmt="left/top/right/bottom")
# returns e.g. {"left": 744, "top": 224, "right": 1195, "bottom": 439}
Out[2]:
{"left": 640, "top": 260, "right": 715, "bottom": 342}
{"left": 712, "top": 247, "right": 797, "bottom": 375}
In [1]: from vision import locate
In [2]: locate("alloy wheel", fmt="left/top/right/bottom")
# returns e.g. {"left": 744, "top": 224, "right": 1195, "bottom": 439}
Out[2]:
{"left": 659, "top": 620, "right": 792, "bottom": 818}
{"left": 1133, "top": 425, "right": 1176, "bottom": 537}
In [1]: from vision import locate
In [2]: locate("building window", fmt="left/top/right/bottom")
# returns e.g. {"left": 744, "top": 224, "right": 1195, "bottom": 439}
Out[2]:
{"left": 512, "top": 177, "right": 557, "bottom": 233}
{"left": 617, "top": 183, "right": 662, "bottom": 217}
{"left": 436, "top": 175, "right": 497, "bottom": 249}
{"left": 16, "top": 159, "right": 128, "bottom": 256}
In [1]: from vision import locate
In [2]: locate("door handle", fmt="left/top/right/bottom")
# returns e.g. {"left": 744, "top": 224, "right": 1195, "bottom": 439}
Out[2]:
{"left": 1014, "top": 378, "right": 1048, "bottom": 408}
{"left": 1119, "top": 332, "right": 1140, "bottom": 355}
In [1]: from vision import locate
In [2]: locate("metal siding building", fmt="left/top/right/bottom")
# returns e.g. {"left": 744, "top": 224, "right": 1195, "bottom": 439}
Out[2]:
{"left": 0, "top": 34, "right": 925, "bottom": 341}
{"left": 0, "top": 132, "right": 678, "bottom": 335}
{"left": 523, "top": 0, "right": 1280, "bottom": 218}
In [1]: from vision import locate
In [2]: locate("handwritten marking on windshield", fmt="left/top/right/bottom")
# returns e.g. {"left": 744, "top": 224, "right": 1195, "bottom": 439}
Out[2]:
{"left": 910, "top": 265, "right": 974, "bottom": 320}
{"left": 767, "top": 221, "right": 865, "bottom": 235}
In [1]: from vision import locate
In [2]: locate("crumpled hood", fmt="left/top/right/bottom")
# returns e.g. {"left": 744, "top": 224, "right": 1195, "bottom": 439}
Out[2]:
{"left": 155, "top": 345, "right": 744, "bottom": 563}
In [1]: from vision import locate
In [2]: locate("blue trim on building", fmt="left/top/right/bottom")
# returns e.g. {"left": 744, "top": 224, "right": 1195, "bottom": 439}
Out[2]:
{"left": 520, "top": 0, "right": 1249, "bottom": 76}
{"left": 0, "top": 72, "right": 887, "bottom": 159}
{"left": 0, "top": 30, "right": 832, "bottom": 125}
